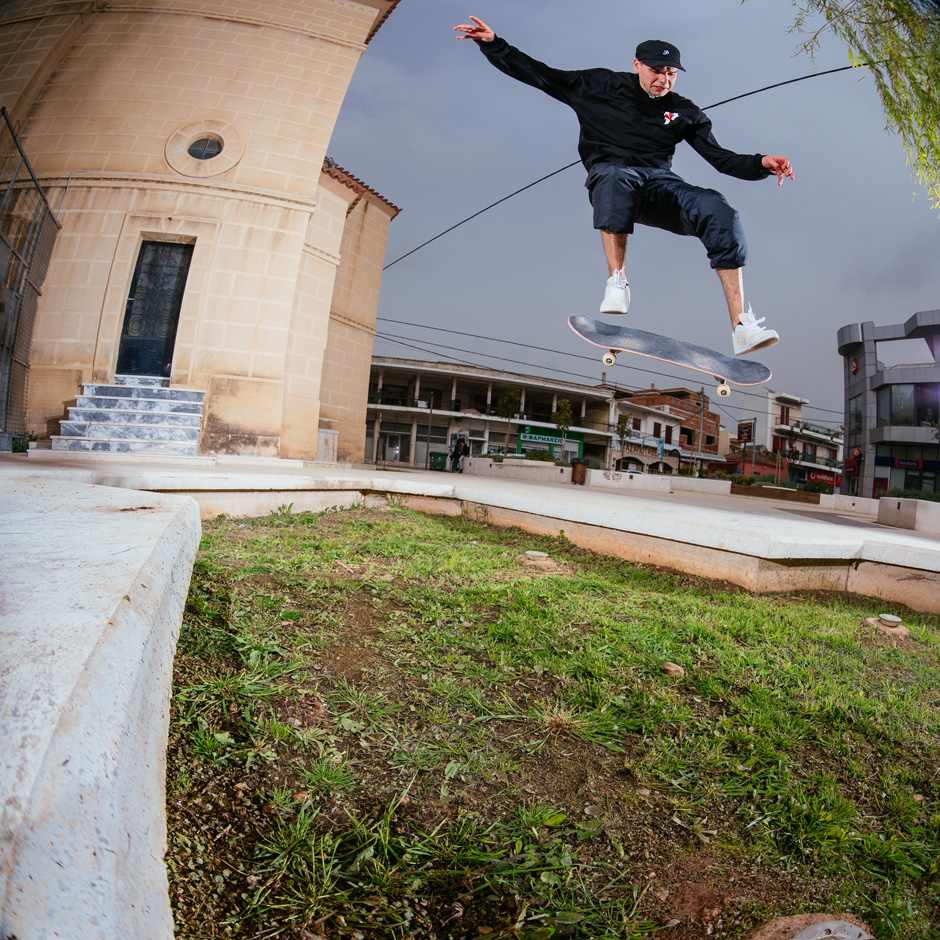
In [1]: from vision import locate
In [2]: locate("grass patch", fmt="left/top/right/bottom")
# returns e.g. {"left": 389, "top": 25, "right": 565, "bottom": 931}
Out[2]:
{"left": 167, "top": 505, "right": 940, "bottom": 939}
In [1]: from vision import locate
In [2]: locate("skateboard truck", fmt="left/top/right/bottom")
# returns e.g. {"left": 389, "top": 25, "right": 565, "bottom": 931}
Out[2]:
{"left": 602, "top": 348, "right": 732, "bottom": 398}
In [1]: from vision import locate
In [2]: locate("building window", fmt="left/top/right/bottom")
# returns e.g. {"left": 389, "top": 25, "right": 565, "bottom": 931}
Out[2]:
{"left": 779, "top": 405, "right": 790, "bottom": 426}
{"left": 892, "top": 385, "right": 915, "bottom": 425}
{"left": 878, "top": 384, "right": 916, "bottom": 427}
{"left": 632, "top": 417, "right": 641, "bottom": 432}
{"left": 915, "top": 384, "right": 939, "bottom": 426}
{"left": 187, "top": 137, "right": 223, "bottom": 160}
{"left": 664, "top": 426, "right": 672, "bottom": 444}
{"left": 847, "top": 394, "right": 862, "bottom": 448}
{"left": 165, "top": 120, "right": 245, "bottom": 176}
{"left": 653, "top": 422, "right": 662, "bottom": 438}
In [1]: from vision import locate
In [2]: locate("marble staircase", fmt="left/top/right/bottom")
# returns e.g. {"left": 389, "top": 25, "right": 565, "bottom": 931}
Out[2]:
{"left": 51, "top": 375, "right": 204, "bottom": 455}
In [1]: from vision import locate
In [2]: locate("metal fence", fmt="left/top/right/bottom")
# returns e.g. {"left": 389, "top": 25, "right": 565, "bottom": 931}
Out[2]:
{"left": 0, "top": 107, "right": 59, "bottom": 435}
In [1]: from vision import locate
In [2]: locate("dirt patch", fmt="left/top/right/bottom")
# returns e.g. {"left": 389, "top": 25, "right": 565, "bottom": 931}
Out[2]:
{"left": 517, "top": 551, "right": 569, "bottom": 576}
{"left": 650, "top": 850, "right": 805, "bottom": 939}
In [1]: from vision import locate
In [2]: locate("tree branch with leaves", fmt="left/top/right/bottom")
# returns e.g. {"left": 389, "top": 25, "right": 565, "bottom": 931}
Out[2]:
{"left": 772, "top": 0, "right": 940, "bottom": 207}
{"left": 552, "top": 399, "right": 574, "bottom": 458}
{"left": 495, "top": 385, "right": 521, "bottom": 456}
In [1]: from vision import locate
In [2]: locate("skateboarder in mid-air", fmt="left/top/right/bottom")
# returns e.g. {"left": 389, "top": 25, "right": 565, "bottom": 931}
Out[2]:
{"left": 454, "top": 16, "right": 795, "bottom": 356}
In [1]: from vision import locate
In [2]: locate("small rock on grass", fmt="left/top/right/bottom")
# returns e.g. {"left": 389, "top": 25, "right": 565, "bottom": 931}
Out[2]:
{"left": 663, "top": 662, "right": 685, "bottom": 676}
{"left": 864, "top": 616, "right": 911, "bottom": 640}
{"left": 744, "top": 913, "right": 872, "bottom": 940}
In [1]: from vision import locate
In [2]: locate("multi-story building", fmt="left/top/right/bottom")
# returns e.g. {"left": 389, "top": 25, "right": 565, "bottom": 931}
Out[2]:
{"left": 366, "top": 358, "right": 723, "bottom": 472}
{"left": 1, "top": 0, "right": 399, "bottom": 461}
{"left": 367, "top": 358, "right": 615, "bottom": 466}
{"left": 766, "top": 394, "right": 843, "bottom": 489}
{"left": 725, "top": 390, "right": 843, "bottom": 487}
{"left": 838, "top": 310, "right": 940, "bottom": 497}
{"left": 618, "top": 387, "right": 721, "bottom": 461}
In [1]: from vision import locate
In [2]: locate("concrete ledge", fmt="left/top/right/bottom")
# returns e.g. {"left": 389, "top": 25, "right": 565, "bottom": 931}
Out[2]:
{"left": 464, "top": 456, "right": 572, "bottom": 484}
{"left": 585, "top": 468, "right": 671, "bottom": 492}
{"left": 878, "top": 496, "right": 940, "bottom": 534}
{"left": 4, "top": 455, "right": 940, "bottom": 615}
{"left": 820, "top": 493, "right": 879, "bottom": 516}
{"left": 396, "top": 495, "right": 939, "bottom": 611}
{"left": 668, "top": 476, "right": 732, "bottom": 496}
{"left": 0, "top": 477, "right": 201, "bottom": 939}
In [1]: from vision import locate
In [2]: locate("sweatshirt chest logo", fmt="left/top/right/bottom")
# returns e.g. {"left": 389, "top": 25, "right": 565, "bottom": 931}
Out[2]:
{"left": 663, "top": 111, "right": 679, "bottom": 125}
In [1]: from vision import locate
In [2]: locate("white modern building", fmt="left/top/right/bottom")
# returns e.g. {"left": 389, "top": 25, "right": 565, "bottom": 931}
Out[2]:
{"left": 838, "top": 310, "right": 940, "bottom": 497}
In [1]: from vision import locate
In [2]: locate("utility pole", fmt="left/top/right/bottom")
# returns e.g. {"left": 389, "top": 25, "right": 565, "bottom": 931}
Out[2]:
{"left": 697, "top": 387, "right": 705, "bottom": 477}
{"left": 424, "top": 391, "right": 434, "bottom": 470}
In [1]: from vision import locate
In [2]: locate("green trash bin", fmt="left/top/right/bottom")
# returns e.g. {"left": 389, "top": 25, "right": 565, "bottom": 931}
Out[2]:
{"left": 429, "top": 451, "right": 448, "bottom": 471}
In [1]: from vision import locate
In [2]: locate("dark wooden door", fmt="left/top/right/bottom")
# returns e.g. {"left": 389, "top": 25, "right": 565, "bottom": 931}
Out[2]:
{"left": 116, "top": 241, "right": 193, "bottom": 377}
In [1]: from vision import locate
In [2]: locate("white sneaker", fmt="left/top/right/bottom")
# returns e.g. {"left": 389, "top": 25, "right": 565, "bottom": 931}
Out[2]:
{"left": 732, "top": 304, "right": 779, "bottom": 356}
{"left": 600, "top": 269, "right": 630, "bottom": 314}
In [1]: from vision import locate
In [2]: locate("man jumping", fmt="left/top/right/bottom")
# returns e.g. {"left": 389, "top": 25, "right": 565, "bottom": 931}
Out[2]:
{"left": 454, "top": 16, "right": 794, "bottom": 356}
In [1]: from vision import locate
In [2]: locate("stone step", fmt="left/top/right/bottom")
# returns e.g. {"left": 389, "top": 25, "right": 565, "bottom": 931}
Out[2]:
{"left": 50, "top": 437, "right": 199, "bottom": 456}
{"left": 59, "top": 422, "right": 199, "bottom": 443}
{"left": 81, "top": 384, "right": 204, "bottom": 403}
{"left": 113, "top": 374, "right": 169, "bottom": 388}
{"left": 75, "top": 395, "right": 203, "bottom": 415}
{"left": 66, "top": 408, "right": 202, "bottom": 428}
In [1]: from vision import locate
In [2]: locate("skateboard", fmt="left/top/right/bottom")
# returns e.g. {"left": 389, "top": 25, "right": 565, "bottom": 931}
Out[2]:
{"left": 568, "top": 315, "right": 771, "bottom": 398}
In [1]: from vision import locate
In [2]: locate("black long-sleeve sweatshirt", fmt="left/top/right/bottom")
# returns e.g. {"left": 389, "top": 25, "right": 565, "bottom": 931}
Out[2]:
{"left": 477, "top": 37, "right": 770, "bottom": 181}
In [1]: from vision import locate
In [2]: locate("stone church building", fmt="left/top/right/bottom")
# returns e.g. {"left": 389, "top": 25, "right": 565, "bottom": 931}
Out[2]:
{"left": 0, "top": 0, "right": 400, "bottom": 461}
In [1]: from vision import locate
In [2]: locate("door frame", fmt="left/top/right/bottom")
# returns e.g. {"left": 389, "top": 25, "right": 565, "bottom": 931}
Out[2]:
{"left": 115, "top": 239, "right": 194, "bottom": 378}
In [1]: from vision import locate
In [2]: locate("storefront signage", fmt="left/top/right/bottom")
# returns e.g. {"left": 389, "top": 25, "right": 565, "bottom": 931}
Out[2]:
{"left": 520, "top": 432, "right": 562, "bottom": 445}
{"left": 737, "top": 421, "right": 754, "bottom": 442}
{"left": 844, "top": 458, "right": 858, "bottom": 475}
{"left": 809, "top": 469, "right": 842, "bottom": 485}
{"left": 895, "top": 458, "right": 922, "bottom": 469}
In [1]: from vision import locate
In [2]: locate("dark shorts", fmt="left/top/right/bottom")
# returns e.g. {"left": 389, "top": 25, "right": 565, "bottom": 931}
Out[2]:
{"left": 585, "top": 163, "right": 747, "bottom": 269}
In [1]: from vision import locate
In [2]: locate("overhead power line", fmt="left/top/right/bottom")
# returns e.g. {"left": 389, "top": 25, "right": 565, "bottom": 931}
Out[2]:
{"left": 375, "top": 316, "right": 846, "bottom": 419}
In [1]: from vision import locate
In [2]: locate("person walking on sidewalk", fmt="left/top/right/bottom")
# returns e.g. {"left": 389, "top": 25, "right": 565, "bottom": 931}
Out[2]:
{"left": 454, "top": 16, "right": 794, "bottom": 356}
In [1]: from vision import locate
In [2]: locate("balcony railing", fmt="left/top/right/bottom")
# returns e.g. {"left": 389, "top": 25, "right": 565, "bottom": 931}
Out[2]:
{"left": 774, "top": 421, "right": 843, "bottom": 442}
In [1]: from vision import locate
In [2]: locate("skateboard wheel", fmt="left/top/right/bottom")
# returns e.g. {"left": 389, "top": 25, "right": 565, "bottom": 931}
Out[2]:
{"left": 602, "top": 351, "right": 617, "bottom": 367}
{"left": 717, "top": 383, "right": 731, "bottom": 398}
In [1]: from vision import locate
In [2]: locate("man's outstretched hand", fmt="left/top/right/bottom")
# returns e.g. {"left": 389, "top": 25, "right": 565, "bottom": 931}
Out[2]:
{"left": 762, "top": 155, "right": 795, "bottom": 186}
{"left": 454, "top": 16, "right": 495, "bottom": 42}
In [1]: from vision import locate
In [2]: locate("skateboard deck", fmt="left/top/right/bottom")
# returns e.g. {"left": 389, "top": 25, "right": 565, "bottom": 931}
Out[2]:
{"left": 569, "top": 315, "right": 771, "bottom": 397}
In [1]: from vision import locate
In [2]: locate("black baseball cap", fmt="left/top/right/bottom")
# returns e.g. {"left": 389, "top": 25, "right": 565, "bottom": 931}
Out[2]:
{"left": 635, "top": 39, "right": 685, "bottom": 71}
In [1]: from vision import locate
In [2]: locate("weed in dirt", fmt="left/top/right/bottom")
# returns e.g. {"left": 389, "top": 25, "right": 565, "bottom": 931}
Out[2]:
{"left": 167, "top": 505, "right": 940, "bottom": 939}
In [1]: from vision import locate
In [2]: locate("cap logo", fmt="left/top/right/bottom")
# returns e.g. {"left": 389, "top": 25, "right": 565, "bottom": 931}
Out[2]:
{"left": 663, "top": 48, "right": 670, "bottom": 54}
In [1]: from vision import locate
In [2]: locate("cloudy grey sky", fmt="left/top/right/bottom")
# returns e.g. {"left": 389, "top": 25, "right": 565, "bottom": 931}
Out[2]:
{"left": 328, "top": 0, "right": 940, "bottom": 429}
